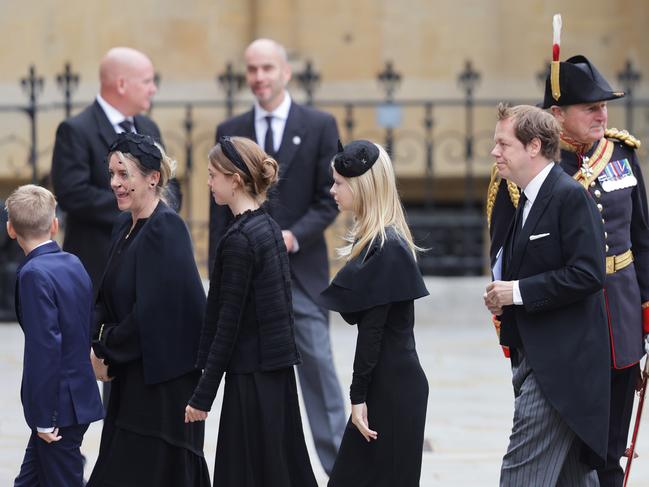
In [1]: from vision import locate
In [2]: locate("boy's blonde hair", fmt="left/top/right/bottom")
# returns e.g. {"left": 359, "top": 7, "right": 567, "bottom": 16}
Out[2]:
{"left": 5, "top": 184, "right": 57, "bottom": 239}
{"left": 337, "top": 144, "right": 420, "bottom": 261}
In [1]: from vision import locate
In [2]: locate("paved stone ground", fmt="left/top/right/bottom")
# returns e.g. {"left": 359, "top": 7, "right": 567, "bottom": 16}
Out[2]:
{"left": 1, "top": 277, "right": 648, "bottom": 486}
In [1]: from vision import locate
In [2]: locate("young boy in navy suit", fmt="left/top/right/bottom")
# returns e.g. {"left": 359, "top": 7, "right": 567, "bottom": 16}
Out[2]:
{"left": 6, "top": 184, "right": 104, "bottom": 487}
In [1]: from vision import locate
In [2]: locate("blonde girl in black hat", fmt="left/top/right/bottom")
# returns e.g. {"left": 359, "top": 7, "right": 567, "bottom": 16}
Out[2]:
{"left": 319, "top": 140, "right": 429, "bottom": 487}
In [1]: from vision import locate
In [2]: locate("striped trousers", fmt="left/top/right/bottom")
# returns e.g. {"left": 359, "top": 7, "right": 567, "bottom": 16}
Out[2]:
{"left": 500, "top": 349, "right": 600, "bottom": 487}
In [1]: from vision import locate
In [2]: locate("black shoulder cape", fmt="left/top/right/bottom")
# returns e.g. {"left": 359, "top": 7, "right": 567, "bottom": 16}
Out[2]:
{"left": 318, "top": 228, "right": 429, "bottom": 315}
{"left": 115, "top": 202, "right": 206, "bottom": 384}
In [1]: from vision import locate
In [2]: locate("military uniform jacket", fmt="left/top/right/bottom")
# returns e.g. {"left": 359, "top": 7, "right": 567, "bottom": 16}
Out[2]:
{"left": 559, "top": 133, "right": 649, "bottom": 368}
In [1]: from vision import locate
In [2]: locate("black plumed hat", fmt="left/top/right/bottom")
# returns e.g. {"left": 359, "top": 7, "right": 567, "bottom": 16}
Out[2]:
{"left": 541, "top": 56, "right": 624, "bottom": 109}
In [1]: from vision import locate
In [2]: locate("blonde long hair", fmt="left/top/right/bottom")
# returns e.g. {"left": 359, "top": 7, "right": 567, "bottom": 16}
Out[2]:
{"left": 337, "top": 143, "right": 420, "bottom": 261}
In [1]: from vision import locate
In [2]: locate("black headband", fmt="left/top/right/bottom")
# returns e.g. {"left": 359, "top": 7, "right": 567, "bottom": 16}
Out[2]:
{"left": 332, "top": 139, "right": 380, "bottom": 177}
{"left": 108, "top": 132, "right": 162, "bottom": 171}
{"left": 219, "top": 136, "right": 252, "bottom": 179}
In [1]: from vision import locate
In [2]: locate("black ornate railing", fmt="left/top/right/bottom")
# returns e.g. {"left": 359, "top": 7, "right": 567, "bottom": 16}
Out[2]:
{"left": 1, "top": 59, "right": 648, "bottom": 278}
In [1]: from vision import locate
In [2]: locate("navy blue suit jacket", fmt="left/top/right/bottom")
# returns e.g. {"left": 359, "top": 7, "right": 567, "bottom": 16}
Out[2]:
{"left": 15, "top": 241, "right": 104, "bottom": 430}
{"left": 209, "top": 101, "right": 339, "bottom": 301}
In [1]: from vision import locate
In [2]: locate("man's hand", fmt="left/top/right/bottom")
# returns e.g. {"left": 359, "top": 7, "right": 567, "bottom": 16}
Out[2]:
{"left": 484, "top": 280, "right": 515, "bottom": 315}
{"left": 90, "top": 349, "right": 112, "bottom": 382}
{"left": 282, "top": 230, "right": 296, "bottom": 252}
{"left": 185, "top": 405, "right": 208, "bottom": 423}
{"left": 37, "top": 428, "right": 62, "bottom": 443}
{"left": 351, "top": 402, "right": 378, "bottom": 442}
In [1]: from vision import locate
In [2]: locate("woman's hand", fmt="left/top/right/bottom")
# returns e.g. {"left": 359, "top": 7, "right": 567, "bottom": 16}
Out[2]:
{"left": 90, "top": 349, "right": 113, "bottom": 382}
{"left": 185, "top": 405, "right": 208, "bottom": 423}
{"left": 351, "top": 402, "right": 378, "bottom": 442}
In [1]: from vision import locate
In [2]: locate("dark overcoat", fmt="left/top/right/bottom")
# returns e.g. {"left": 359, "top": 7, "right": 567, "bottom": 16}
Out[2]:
{"left": 500, "top": 164, "right": 611, "bottom": 462}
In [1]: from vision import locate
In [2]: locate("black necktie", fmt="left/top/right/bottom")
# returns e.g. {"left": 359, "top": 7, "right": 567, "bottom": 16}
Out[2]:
{"left": 264, "top": 115, "right": 274, "bottom": 155}
{"left": 118, "top": 119, "right": 134, "bottom": 133}
{"left": 512, "top": 192, "right": 527, "bottom": 243}
{"left": 516, "top": 192, "right": 528, "bottom": 232}
{"left": 507, "top": 191, "right": 527, "bottom": 269}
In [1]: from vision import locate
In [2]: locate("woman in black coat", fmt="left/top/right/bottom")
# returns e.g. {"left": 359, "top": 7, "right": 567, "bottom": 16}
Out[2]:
{"left": 319, "top": 140, "right": 429, "bottom": 487}
{"left": 88, "top": 133, "right": 210, "bottom": 486}
{"left": 185, "top": 136, "right": 317, "bottom": 487}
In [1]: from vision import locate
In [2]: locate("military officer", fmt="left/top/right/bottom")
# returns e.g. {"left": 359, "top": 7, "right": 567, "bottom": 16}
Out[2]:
{"left": 542, "top": 54, "right": 649, "bottom": 487}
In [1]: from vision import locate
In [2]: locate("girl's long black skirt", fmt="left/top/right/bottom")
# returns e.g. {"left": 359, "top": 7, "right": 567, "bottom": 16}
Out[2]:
{"left": 213, "top": 367, "right": 318, "bottom": 487}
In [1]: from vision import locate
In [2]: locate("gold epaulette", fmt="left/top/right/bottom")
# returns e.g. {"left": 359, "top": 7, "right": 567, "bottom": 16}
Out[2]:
{"left": 605, "top": 128, "right": 641, "bottom": 149}
{"left": 486, "top": 163, "right": 520, "bottom": 229}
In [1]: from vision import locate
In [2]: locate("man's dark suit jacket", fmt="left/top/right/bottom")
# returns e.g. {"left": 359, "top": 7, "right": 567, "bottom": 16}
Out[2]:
{"left": 15, "top": 241, "right": 104, "bottom": 430}
{"left": 500, "top": 163, "right": 611, "bottom": 464}
{"left": 51, "top": 100, "right": 162, "bottom": 288}
{"left": 209, "top": 101, "right": 339, "bottom": 301}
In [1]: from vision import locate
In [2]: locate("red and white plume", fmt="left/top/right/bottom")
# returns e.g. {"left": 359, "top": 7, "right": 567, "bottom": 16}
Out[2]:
{"left": 552, "top": 14, "right": 562, "bottom": 62}
{"left": 550, "top": 14, "right": 562, "bottom": 101}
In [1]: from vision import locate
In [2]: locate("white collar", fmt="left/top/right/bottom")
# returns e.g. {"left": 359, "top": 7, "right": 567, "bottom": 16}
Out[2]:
{"left": 523, "top": 162, "right": 555, "bottom": 205}
{"left": 96, "top": 94, "right": 131, "bottom": 127}
{"left": 254, "top": 91, "right": 291, "bottom": 121}
{"left": 33, "top": 239, "right": 53, "bottom": 250}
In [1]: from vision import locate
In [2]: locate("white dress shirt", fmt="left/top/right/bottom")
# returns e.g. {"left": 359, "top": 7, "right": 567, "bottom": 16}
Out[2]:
{"left": 32, "top": 239, "right": 53, "bottom": 251}
{"left": 96, "top": 94, "right": 134, "bottom": 133}
{"left": 252, "top": 92, "right": 301, "bottom": 252}
{"left": 513, "top": 162, "right": 555, "bottom": 305}
{"left": 254, "top": 91, "right": 291, "bottom": 153}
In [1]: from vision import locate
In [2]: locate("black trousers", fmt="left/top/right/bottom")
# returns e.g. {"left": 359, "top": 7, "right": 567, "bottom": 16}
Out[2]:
{"left": 597, "top": 364, "right": 640, "bottom": 487}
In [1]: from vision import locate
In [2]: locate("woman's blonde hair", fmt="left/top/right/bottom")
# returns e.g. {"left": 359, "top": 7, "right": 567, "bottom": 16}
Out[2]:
{"left": 336, "top": 143, "right": 420, "bottom": 261}
{"left": 111, "top": 141, "right": 176, "bottom": 203}
{"left": 208, "top": 137, "right": 279, "bottom": 204}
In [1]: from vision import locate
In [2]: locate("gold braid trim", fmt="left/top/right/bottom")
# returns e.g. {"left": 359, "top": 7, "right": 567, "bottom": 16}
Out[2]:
{"left": 486, "top": 163, "right": 499, "bottom": 229}
{"left": 551, "top": 60, "right": 561, "bottom": 101}
{"left": 605, "top": 128, "right": 641, "bottom": 149}
{"left": 560, "top": 134, "right": 594, "bottom": 154}
{"left": 486, "top": 163, "right": 520, "bottom": 229}
{"left": 507, "top": 180, "right": 520, "bottom": 208}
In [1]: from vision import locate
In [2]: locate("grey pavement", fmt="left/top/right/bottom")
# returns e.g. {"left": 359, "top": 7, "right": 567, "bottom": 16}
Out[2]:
{"left": 1, "top": 277, "right": 648, "bottom": 486}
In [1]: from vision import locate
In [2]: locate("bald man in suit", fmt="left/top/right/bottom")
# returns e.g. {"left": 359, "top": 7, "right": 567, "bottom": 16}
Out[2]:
{"left": 52, "top": 47, "right": 179, "bottom": 290}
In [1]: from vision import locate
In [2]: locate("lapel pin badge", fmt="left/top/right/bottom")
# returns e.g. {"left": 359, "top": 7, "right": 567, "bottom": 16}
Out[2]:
{"left": 292, "top": 135, "right": 301, "bottom": 145}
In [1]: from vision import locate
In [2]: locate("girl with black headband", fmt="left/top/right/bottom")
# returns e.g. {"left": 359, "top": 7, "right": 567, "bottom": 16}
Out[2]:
{"left": 185, "top": 136, "right": 318, "bottom": 487}
{"left": 319, "top": 140, "right": 429, "bottom": 486}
